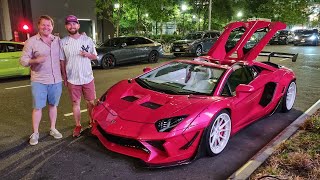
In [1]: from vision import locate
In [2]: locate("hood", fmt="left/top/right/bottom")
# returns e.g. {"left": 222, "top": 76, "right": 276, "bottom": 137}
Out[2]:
{"left": 173, "top": 39, "right": 195, "bottom": 45}
{"left": 96, "top": 46, "right": 116, "bottom": 54}
{"left": 101, "top": 80, "right": 219, "bottom": 124}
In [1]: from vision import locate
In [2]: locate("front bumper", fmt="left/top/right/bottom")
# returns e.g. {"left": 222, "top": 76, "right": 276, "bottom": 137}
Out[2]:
{"left": 91, "top": 59, "right": 100, "bottom": 67}
{"left": 293, "top": 39, "right": 317, "bottom": 45}
{"left": 171, "top": 45, "right": 195, "bottom": 54}
{"left": 91, "top": 104, "right": 203, "bottom": 167}
{"left": 269, "top": 38, "right": 287, "bottom": 44}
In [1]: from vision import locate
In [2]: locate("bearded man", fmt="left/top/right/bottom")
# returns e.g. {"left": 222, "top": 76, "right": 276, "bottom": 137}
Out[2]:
{"left": 60, "top": 15, "right": 97, "bottom": 137}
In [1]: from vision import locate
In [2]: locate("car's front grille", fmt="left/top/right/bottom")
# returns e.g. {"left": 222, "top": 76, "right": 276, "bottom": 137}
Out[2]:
{"left": 172, "top": 44, "right": 183, "bottom": 48}
{"left": 97, "top": 125, "right": 150, "bottom": 153}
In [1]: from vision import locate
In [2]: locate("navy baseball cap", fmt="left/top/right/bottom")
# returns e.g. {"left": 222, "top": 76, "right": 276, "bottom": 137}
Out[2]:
{"left": 65, "top": 15, "right": 79, "bottom": 25}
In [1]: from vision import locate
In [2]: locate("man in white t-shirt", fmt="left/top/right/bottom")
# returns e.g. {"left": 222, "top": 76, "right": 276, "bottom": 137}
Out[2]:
{"left": 60, "top": 15, "right": 97, "bottom": 137}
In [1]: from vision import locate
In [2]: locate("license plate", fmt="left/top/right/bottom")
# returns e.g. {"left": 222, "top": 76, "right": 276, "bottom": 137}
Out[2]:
{"left": 175, "top": 48, "right": 180, "bottom": 51}
{"left": 301, "top": 39, "right": 305, "bottom": 42}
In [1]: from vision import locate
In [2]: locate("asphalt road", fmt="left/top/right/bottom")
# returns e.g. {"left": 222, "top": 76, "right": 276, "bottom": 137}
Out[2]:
{"left": 0, "top": 44, "right": 319, "bottom": 180}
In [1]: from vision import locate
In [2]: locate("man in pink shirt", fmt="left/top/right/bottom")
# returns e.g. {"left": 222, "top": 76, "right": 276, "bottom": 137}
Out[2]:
{"left": 20, "top": 15, "right": 63, "bottom": 145}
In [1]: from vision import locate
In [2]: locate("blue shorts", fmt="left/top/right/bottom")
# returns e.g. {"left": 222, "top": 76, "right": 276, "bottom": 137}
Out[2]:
{"left": 31, "top": 82, "right": 63, "bottom": 109}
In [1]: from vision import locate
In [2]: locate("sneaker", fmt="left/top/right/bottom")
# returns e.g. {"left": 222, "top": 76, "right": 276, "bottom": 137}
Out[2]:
{"left": 73, "top": 126, "right": 82, "bottom": 137}
{"left": 29, "top": 133, "right": 39, "bottom": 145}
{"left": 50, "top": 128, "right": 63, "bottom": 139}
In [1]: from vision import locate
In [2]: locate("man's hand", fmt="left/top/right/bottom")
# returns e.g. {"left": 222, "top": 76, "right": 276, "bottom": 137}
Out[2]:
{"left": 80, "top": 50, "right": 89, "bottom": 57}
{"left": 34, "top": 56, "right": 46, "bottom": 63}
{"left": 80, "top": 50, "right": 97, "bottom": 60}
{"left": 29, "top": 56, "right": 46, "bottom": 64}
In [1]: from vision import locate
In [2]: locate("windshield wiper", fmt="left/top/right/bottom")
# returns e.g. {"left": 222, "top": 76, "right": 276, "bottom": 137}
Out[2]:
{"left": 136, "top": 78, "right": 155, "bottom": 90}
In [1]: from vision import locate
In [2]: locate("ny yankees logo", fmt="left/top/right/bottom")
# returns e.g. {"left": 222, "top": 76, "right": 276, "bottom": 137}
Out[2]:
{"left": 81, "top": 45, "right": 89, "bottom": 52}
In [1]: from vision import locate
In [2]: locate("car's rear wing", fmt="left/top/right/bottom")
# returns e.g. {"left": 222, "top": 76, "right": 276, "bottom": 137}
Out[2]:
{"left": 259, "top": 51, "right": 298, "bottom": 62}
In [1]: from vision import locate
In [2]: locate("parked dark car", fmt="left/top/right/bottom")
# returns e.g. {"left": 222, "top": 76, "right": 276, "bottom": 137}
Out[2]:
{"left": 293, "top": 29, "right": 319, "bottom": 46}
{"left": 171, "top": 31, "right": 220, "bottom": 57}
{"left": 93, "top": 36, "right": 164, "bottom": 69}
{"left": 269, "top": 30, "right": 294, "bottom": 45}
{"left": 225, "top": 28, "right": 261, "bottom": 53}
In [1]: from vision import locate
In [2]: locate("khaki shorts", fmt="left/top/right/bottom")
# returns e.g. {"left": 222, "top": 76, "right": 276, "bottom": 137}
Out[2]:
{"left": 67, "top": 80, "right": 96, "bottom": 102}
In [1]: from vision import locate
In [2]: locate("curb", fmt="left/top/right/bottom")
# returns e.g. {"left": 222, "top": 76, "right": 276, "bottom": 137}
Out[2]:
{"left": 228, "top": 99, "right": 320, "bottom": 180}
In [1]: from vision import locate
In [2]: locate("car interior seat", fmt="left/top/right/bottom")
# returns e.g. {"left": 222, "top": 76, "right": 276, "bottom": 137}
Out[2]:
{"left": 184, "top": 66, "right": 215, "bottom": 93}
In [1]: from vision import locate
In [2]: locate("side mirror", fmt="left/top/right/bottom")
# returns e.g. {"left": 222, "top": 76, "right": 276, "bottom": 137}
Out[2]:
{"left": 143, "top": 67, "right": 152, "bottom": 73}
{"left": 121, "top": 43, "right": 127, "bottom": 48}
{"left": 235, "top": 84, "right": 254, "bottom": 95}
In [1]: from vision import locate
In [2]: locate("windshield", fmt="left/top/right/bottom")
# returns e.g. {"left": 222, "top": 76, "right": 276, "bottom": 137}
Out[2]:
{"left": 295, "top": 30, "right": 316, "bottom": 35}
{"left": 102, "top": 38, "right": 124, "bottom": 47}
{"left": 184, "top": 33, "right": 203, "bottom": 40}
{"left": 137, "top": 62, "right": 225, "bottom": 95}
{"left": 225, "top": 28, "right": 266, "bottom": 54}
{"left": 279, "top": 31, "right": 288, "bottom": 35}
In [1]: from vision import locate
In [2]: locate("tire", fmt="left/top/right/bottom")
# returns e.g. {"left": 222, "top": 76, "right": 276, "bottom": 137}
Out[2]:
{"left": 148, "top": 51, "right": 159, "bottom": 63}
{"left": 205, "top": 110, "right": 231, "bottom": 156}
{"left": 101, "top": 55, "right": 116, "bottom": 69}
{"left": 281, "top": 81, "right": 297, "bottom": 112}
{"left": 195, "top": 45, "right": 202, "bottom": 57}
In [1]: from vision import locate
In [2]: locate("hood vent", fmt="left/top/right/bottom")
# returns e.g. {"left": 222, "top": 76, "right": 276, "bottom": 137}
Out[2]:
{"left": 141, "top": 102, "right": 162, "bottom": 110}
{"left": 122, "top": 96, "right": 139, "bottom": 102}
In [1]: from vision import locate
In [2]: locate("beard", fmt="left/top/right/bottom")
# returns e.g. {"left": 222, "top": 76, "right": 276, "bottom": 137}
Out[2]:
{"left": 67, "top": 29, "right": 78, "bottom": 35}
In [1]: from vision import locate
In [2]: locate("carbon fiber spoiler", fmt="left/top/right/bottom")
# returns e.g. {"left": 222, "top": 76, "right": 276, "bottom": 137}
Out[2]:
{"left": 259, "top": 51, "right": 298, "bottom": 62}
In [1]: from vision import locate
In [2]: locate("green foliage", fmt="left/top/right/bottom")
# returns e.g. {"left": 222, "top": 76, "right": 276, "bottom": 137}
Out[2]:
{"left": 96, "top": 0, "right": 316, "bottom": 36}
{"left": 148, "top": 34, "right": 183, "bottom": 43}
{"left": 238, "top": 0, "right": 310, "bottom": 25}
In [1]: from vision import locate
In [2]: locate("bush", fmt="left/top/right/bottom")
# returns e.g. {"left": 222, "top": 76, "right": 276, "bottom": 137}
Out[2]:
{"left": 148, "top": 34, "right": 183, "bottom": 44}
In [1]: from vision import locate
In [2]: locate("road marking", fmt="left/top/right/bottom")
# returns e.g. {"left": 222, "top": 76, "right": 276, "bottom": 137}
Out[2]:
{"left": 64, "top": 109, "right": 87, "bottom": 117}
{"left": 300, "top": 53, "right": 320, "bottom": 56}
{"left": 5, "top": 85, "right": 31, "bottom": 90}
{"left": 280, "top": 58, "right": 290, "bottom": 61}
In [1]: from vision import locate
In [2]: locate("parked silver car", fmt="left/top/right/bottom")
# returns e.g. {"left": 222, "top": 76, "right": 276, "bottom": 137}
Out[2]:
{"left": 171, "top": 31, "right": 220, "bottom": 57}
{"left": 93, "top": 36, "right": 164, "bottom": 69}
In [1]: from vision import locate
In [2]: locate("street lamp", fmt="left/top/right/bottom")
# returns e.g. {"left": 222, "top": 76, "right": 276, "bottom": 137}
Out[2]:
{"left": 114, "top": 3, "right": 120, "bottom": 37}
{"left": 237, "top": 11, "right": 243, "bottom": 19}
{"left": 181, "top": 4, "right": 187, "bottom": 11}
{"left": 114, "top": 3, "right": 120, "bottom": 9}
{"left": 181, "top": 4, "right": 187, "bottom": 35}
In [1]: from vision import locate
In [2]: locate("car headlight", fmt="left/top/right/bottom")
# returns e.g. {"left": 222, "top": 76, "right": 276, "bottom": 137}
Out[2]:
{"left": 294, "top": 36, "right": 299, "bottom": 40}
{"left": 155, "top": 115, "right": 188, "bottom": 132}
{"left": 97, "top": 54, "right": 103, "bottom": 61}
{"left": 309, "top": 35, "right": 317, "bottom": 40}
